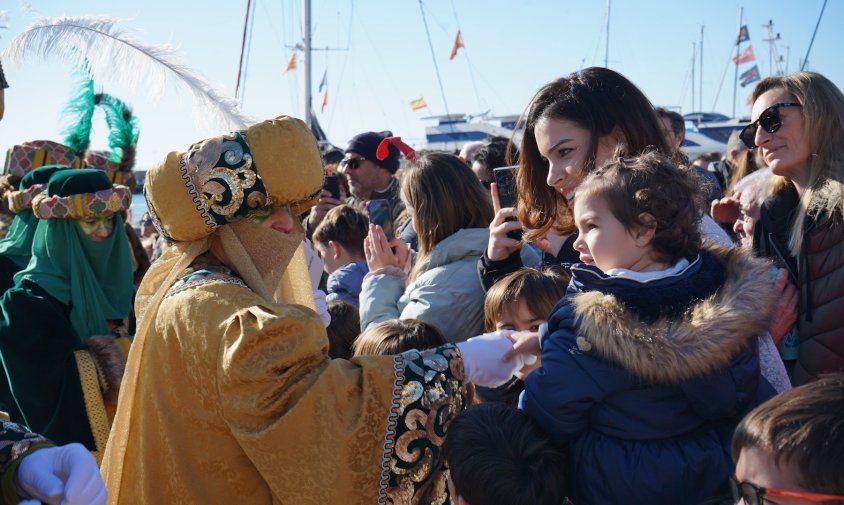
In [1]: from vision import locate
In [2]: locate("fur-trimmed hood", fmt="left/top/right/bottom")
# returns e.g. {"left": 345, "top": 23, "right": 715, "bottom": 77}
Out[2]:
{"left": 568, "top": 245, "right": 776, "bottom": 383}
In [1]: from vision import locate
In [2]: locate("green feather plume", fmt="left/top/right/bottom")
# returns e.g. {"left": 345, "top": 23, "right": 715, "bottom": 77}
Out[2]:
{"left": 61, "top": 73, "right": 95, "bottom": 153}
{"left": 94, "top": 93, "right": 139, "bottom": 168}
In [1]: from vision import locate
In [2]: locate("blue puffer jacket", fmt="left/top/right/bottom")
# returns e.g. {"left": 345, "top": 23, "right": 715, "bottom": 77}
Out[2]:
{"left": 523, "top": 246, "right": 777, "bottom": 505}
{"left": 325, "top": 261, "right": 368, "bottom": 308}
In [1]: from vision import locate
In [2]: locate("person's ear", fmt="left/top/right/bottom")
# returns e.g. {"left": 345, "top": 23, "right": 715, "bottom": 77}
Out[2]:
{"left": 634, "top": 212, "right": 657, "bottom": 246}
{"left": 327, "top": 240, "right": 343, "bottom": 260}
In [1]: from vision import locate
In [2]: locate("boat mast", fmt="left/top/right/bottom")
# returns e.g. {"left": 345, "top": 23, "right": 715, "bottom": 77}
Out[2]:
{"left": 699, "top": 25, "right": 704, "bottom": 112}
{"left": 732, "top": 7, "right": 743, "bottom": 117}
{"left": 604, "top": 0, "right": 610, "bottom": 68}
{"left": 304, "top": 0, "right": 313, "bottom": 129}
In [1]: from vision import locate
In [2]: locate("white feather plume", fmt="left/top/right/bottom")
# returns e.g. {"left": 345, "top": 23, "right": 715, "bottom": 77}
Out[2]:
{"left": 2, "top": 15, "right": 254, "bottom": 130}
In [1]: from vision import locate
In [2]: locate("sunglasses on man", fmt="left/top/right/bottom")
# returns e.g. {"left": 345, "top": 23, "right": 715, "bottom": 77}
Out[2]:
{"left": 739, "top": 102, "right": 802, "bottom": 150}
{"left": 730, "top": 475, "right": 844, "bottom": 504}
{"left": 342, "top": 157, "right": 366, "bottom": 170}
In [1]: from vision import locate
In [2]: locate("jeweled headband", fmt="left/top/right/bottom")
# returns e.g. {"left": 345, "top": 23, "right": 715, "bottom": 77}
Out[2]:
{"left": 32, "top": 185, "right": 131, "bottom": 219}
{"left": 7, "top": 183, "right": 46, "bottom": 214}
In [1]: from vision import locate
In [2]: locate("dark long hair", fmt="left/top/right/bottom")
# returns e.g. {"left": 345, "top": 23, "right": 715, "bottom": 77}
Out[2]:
{"left": 516, "top": 67, "right": 679, "bottom": 239}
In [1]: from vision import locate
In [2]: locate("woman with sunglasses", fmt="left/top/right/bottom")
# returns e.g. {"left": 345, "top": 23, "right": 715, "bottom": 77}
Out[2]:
{"left": 744, "top": 71, "right": 844, "bottom": 386}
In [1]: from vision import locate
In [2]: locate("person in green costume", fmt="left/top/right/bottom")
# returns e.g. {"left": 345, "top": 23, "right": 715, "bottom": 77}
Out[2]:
{"left": 0, "top": 165, "right": 71, "bottom": 294}
{"left": 0, "top": 169, "right": 133, "bottom": 454}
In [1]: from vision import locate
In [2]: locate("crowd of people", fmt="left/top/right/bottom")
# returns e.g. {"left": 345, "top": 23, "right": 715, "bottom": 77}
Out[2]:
{"left": 0, "top": 60, "right": 840, "bottom": 505}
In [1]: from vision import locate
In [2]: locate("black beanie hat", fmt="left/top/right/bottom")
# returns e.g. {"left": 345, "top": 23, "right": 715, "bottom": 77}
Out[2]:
{"left": 345, "top": 130, "right": 400, "bottom": 174}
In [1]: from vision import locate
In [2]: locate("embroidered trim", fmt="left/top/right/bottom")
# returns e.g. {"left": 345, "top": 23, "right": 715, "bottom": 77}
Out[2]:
{"left": 6, "top": 184, "right": 44, "bottom": 214}
{"left": 32, "top": 185, "right": 131, "bottom": 219}
{"left": 73, "top": 350, "right": 111, "bottom": 465}
{"left": 378, "top": 354, "right": 406, "bottom": 505}
{"left": 164, "top": 272, "right": 248, "bottom": 299}
{"left": 179, "top": 154, "right": 216, "bottom": 230}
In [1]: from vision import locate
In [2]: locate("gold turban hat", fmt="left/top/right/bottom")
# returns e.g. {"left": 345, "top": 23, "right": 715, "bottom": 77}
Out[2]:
{"left": 144, "top": 116, "right": 323, "bottom": 242}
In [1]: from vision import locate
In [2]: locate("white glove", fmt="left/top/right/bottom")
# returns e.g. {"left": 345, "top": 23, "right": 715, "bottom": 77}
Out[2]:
{"left": 313, "top": 289, "right": 331, "bottom": 328}
{"left": 456, "top": 330, "right": 537, "bottom": 388}
{"left": 17, "top": 443, "right": 107, "bottom": 505}
{"left": 303, "top": 239, "right": 325, "bottom": 289}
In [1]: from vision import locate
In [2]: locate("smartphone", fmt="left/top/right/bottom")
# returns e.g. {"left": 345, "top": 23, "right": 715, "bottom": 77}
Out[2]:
{"left": 366, "top": 199, "right": 394, "bottom": 242}
{"left": 323, "top": 174, "right": 341, "bottom": 200}
{"left": 493, "top": 166, "right": 518, "bottom": 209}
{"left": 492, "top": 166, "right": 523, "bottom": 241}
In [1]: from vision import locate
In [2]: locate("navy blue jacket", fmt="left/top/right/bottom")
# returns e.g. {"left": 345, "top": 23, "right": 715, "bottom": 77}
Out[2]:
{"left": 523, "top": 247, "right": 777, "bottom": 505}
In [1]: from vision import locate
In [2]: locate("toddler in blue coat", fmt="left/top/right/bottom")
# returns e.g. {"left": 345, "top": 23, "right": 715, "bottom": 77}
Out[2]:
{"left": 510, "top": 151, "right": 778, "bottom": 505}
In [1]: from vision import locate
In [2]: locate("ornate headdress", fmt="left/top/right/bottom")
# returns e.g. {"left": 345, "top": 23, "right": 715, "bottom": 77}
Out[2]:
{"left": 3, "top": 76, "right": 139, "bottom": 189}
{"left": 144, "top": 115, "right": 323, "bottom": 242}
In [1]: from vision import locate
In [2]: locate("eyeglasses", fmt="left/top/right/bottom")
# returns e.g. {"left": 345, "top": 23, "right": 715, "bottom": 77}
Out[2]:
{"left": 479, "top": 179, "right": 493, "bottom": 189}
{"left": 739, "top": 102, "right": 802, "bottom": 149}
{"left": 343, "top": 157, "right": 366, "bottom": 170}
{"left": 730, "top": 476, "right": 844, "bottom": 504}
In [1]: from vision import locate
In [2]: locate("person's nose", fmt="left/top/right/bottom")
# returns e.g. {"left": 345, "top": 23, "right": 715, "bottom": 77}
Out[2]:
{"left": 755, "top": 125, "right": 773, "bottom": 149}
{"left": 267, "top": 207, "right": 295, "bottom": 234}
{"left": 546, "top": 160, "right": 565, "bottom": 188}
{"left": 573, "top": 233, "right": 586, "bottom": 252}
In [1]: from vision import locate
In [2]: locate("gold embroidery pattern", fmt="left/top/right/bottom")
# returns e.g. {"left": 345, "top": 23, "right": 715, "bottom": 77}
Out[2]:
{"left": 383, "top": 344, "right": 468, "bottom": 505}
{"left": 179, "top": 132, "right": 270, "bottom": 230}
{"left": 379, "top": 354, "right": 405, "bottom": 504}
{"left": 165, "top": 269, "right": 248, "bottom": 300}
{"left": 73, "top": 350, "right": 111, "bottom": 464}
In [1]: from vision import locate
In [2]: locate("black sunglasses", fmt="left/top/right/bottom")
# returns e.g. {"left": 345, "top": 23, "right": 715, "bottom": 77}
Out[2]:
{"left": 739, "top": 102, "right": 801, "bottom": 149}
{"left": 343, "top": 157, "right": 366, "bottom": 170}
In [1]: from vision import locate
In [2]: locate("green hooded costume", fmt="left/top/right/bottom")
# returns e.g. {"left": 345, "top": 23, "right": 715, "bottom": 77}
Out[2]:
{"left": 0, "top": 169, "right": 133, "bottom": 449}
{"left": 0, "top": 165, "right": 71, "bottom": 294}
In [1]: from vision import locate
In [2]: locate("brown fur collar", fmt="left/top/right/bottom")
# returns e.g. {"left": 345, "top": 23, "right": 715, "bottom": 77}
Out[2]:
{"left": 569, "top": 245, "right": 776, "bottom": 383}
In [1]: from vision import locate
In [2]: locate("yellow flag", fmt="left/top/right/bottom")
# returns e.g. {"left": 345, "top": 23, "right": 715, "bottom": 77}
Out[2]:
{"left": 410, "top": 98, "right": 427, "bottom": 111}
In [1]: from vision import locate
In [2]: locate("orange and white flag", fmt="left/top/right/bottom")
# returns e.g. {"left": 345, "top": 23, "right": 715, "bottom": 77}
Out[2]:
{"left": 283, "top": 53, "right": 298, "bottom": 74}
{"left": 449, "top": 30, "right": 465, "bottom": 60}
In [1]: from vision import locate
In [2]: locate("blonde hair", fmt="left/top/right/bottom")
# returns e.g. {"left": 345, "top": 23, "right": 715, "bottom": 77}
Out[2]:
{"left": 483, "top": 267, "right": 568, "bottom": 332}
{"left": 352, "top": 319, "right": 447, "bottom": 357}
{"left": 751, "top": 71, "right": 844, "bottom": 255}
{"left": 401, "top": 153, "right": 494, "bottom": 281}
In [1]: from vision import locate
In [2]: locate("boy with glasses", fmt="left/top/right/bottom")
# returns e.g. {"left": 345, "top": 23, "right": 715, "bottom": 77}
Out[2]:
{"left": 731, "top": 373, "right": 844, "bottom": 504}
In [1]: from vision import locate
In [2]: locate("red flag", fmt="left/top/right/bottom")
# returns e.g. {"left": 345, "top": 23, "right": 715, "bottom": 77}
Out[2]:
{"left": 449, "top": 30, "right": 465, "bottom": 60}
{"left": 733, "top": 45, "right": 756, "bottom": 65}
{"left": 321, "top": 89, "right": 328, "bottom": 112}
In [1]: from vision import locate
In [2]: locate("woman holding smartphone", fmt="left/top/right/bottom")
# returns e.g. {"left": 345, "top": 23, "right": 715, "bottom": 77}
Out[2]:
{"left": 479, "top": 67, "right": 732, "bottom": 290}
{"left": 361, "top": 152, "right": 493, "bottom": 343}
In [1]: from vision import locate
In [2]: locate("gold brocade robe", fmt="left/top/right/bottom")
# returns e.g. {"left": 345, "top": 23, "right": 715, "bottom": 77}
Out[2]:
{"left": 102, "top": 269, "right": 468, "bottom": 504}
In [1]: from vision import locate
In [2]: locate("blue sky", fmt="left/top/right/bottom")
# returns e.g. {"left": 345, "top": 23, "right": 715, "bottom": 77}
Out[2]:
{"left": 0, "top": 0, "right": 841, "bottom": 173}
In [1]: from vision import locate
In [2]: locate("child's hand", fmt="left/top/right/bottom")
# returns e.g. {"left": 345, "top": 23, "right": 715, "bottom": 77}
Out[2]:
{"left": 364, "top": 224, "right": 400, "bottom": 271}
